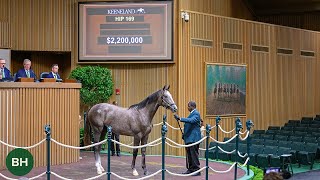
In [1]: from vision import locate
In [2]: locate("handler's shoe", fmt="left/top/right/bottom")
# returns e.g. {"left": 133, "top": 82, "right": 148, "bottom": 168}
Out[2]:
{"left": 191, "top": 172, "right": 201, "bottom": 176}
{"left": 181, "top": 170, "right": 191, "bottom": 174}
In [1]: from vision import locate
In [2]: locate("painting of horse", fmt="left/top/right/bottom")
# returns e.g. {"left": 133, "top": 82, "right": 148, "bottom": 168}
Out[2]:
{"left": 206, "top": 63, "right": 246, "bottom": 115}
{"left": 84, "top": 85, "right": 177, "bottom": 176}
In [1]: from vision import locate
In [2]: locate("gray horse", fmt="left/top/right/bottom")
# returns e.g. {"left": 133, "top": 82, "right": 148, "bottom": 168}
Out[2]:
{"left": 84, "top": 85, "right": 177, "bottom": 176}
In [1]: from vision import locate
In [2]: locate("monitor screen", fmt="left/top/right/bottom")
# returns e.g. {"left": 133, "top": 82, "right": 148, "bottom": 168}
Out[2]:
{"left": 78, "top": 1, "right": 173, "bottom": 62}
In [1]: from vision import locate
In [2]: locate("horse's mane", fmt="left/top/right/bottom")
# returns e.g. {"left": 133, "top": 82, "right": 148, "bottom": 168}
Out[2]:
{"left": 128, "top": 90, "right": 161, "bottom": 110}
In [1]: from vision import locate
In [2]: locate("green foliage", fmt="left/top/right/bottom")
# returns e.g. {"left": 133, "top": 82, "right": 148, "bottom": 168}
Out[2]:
{"left": 80, "top": 128, "right": 84, "bottom": 147}
{"left": 69, "top": 66, "right": 114, "bottom": 106}
{"left": 215, "top": 160, "right": 264, "bottom": 180}
{"left": 249, "top": 165, "right": 264, "bottom": 180}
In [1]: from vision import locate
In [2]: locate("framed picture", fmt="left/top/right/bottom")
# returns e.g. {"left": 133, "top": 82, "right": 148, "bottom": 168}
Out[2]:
{"left": 205, "top": 63, "right": 247, "bottom": 116}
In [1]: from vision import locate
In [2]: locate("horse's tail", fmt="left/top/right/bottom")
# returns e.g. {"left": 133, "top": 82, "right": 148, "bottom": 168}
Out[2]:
{"left": 83, "top": 113, "right": 92, "bottom": 146}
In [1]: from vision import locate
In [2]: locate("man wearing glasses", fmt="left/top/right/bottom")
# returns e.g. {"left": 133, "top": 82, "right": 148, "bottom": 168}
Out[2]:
{"left": 0, "top": 58, "right": 12, "bottom": 81}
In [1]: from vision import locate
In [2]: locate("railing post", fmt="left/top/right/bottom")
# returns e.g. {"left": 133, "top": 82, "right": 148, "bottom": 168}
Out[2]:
{"left": 215, "top": 116, "right": 221, "bottom": 160}
{"left": 107, "top": 126, "right": 112, "bottom": 180}
{"left": 205, "top": 124, "right": 211, "bottom": 180}
{"left": 161, "top": 115, "right": 167, "bottom": 180}
{"left": 163, "top": 114, "right": 167, "bottom": 125}
{"left": 234, "top": 118, "right": 242, "bottom": 180}
{"left": 246, "top": 120, "right": 254, "bottom": 175}
{"left": 45, "top": 125, "right": 51, "bottom": 180}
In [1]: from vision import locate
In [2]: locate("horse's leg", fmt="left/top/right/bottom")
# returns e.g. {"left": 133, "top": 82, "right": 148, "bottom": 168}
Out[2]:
{"left": 98, "top": 127, "right": 107, "bottom": 172}
{"left": 141, "top": 135, "right": 149, "bottom": 175}
{"left": 131, "top": 137, "right": 140, "bottom": 176}
{"left": 93, "top": 126, "right": 103, "bottom": 174}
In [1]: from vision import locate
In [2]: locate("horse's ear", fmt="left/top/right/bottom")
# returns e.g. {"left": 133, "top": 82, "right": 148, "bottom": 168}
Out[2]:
{"left": 163, "top": 85, "right": 167, "bottom": 90}
{"left": 163, "top": 85, "right": 169, "bottom": 90}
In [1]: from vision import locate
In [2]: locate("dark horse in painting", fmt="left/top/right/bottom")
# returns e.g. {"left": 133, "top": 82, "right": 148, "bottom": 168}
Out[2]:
{"left": 84, "top": 85, "right": 177, "bottom": 176}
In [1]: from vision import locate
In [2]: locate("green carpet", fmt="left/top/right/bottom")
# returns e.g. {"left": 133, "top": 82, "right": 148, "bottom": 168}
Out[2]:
{"left": 291, "top": 162, "right": 320, "bottom": 174}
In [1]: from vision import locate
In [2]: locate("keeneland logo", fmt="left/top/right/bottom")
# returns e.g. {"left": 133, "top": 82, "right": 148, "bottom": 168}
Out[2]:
{"left": 107, "top": 8, "right": 146, "bottom": 15}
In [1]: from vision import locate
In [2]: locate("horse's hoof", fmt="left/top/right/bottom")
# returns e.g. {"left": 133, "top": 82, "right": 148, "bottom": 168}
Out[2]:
{"left": 133, "top": 169, "right": 139, "bottom": 176}
{"left": 97, "top": 169, "right": 103, "bottom": 175}
{"left": 100, "top": 165, "right": 105, "bottom": 172}
{"left": 144, "top": 171, "right": 149, "bottom": 175}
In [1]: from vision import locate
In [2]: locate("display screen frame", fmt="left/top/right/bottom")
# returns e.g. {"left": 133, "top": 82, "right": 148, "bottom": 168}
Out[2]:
{"left": 77, "top": 0, "right": 174, "bottom": 63}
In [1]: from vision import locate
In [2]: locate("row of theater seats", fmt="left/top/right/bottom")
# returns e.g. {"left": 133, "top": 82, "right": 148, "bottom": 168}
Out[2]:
{"left": 208, "top": 116, "right": 320, "bottom": 170}
{"left": 208, "top": 139, "right": 317, "bottom": 170}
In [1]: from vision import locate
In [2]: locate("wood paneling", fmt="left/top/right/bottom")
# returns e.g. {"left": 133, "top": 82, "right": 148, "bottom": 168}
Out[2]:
{"left": 0, "top": 83, "right": 80, "bottom": 170}
{"left": 181, "top": 0, "right": 253, "bottom": 20}
{"left": 0, "top": 0, "right": 74, "bottom": 50}
{"left": 257, "top": 12, "right": 320, "bottom": 32}
{"left": 8, "top": 0, "right": 74, "bottom": 51}
{"left": 179, "top": 11, "right": 320, "bottom": 135}
{"left": 0, "top": 0, "right": 10, "bottom": 48}
{"left": 0, "top": 0, "right": 252, "bottom": 51}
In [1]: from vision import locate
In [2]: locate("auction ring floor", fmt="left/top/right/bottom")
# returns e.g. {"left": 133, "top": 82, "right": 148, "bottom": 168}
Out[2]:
{"left": 0, "top": 151, "right": 251, "bottom": 180}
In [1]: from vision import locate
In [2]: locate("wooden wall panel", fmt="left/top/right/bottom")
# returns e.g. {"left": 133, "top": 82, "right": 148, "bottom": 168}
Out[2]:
{"left": 0, "top": 89, "right": 15, "bottom": 170}
{"left": 179, "top": 11, "right": 320, "bottom": 136}
{"left": 0, "top": 83, "right": 80, "bottom": 170}
{"left": 257, "top": 12, "right": 320, "bottom": 32}
{"left": 0, "top": 0, "right": 252, "bottom": 50}
{"left": 0, "top": 0, "right": 74, "bottom": 50}
{"left": 0, "top": 0, "right": 10, "bottom": 48}
{"left": 181, "top": 0, "right": 252, "bottom": 20}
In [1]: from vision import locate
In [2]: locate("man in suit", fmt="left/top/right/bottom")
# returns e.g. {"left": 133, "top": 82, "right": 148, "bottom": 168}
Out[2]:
{"left": 110, "top": 101, "right": 121, "bottom": 156}
{"left": 174, "top": 101, "right": 201, "bottom": 176}
{"left": 15, "top": 59, "right": 36, "bottom": 81}
{"left": 0, "top": 58, "right": 12, "bottom": 81}
{"left": 47, "top": 64, "right": 61, "bottom": 79}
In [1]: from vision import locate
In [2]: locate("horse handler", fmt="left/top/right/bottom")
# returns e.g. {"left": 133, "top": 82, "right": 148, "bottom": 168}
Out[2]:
{"left": 174, "top": 101, "right": 202, "bottom": 176}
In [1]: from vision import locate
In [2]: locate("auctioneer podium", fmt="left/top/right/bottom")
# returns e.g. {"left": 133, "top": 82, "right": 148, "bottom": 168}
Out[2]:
{"left": 0, "top": 82, "right": 81, "bottom": 170}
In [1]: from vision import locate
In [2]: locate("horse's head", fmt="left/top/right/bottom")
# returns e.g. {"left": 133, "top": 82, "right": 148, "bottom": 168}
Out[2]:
{"left": 159, "top": 85, "right": 177, "bottom": 113}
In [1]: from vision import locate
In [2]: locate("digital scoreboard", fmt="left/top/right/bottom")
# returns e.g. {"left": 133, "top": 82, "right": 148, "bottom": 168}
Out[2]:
{"left": 78, "top": 1, "right": 173, "bottom": 62}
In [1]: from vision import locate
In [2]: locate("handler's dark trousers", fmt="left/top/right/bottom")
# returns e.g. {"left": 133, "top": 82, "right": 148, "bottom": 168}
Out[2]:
{"left": 186, "top": 143, "right": 200, "bottom": 172}
{"left": 110, "top": 132, "right": 120, "bottom": 154}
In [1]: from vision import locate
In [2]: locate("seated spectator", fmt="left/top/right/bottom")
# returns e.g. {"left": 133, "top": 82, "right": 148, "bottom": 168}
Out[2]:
{"left": 263, "top": 172, "right": 284, "bottom": 180}
{"left": 0, "top": 58, "right": 12, "bottom": 81}
{"left": 47, "top": 64, "right": 61, "bottom": 79}
{"left": 15, "top": 59, "right": 36, "bottom": 81}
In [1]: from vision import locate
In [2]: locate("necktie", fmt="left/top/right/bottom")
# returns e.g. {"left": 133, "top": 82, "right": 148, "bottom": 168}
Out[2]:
{"left": 26, "top": 70, "right": 30, "bottom": 78}
{"left": 2, "top": 69, "right": 5, "bottom": 78}
{"left": 53, "top": 74, "right": 57, "bottom": 79}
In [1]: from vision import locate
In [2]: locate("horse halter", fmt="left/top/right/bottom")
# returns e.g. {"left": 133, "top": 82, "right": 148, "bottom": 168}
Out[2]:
{"left": 160, "top": 94, "right": 176, "bottom": 110}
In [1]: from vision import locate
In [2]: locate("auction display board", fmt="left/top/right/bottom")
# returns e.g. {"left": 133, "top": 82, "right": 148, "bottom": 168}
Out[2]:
{"left": 78, "top": 1, "right": 173, "bottom": 62}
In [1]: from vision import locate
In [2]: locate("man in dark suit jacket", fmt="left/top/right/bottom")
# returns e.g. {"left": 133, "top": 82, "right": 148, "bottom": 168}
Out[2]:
{"left": 15, "top": 59, "right": 36, "bottom": 81}
{"left": 0, "top": 58, "right": 12, "bottom": 81}
{"left": 46, "top": 64, "right": 61, "bottom": 79}
{"left": 174, "top": 101, "right": 202, "bottom": 176}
